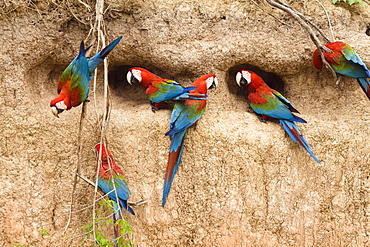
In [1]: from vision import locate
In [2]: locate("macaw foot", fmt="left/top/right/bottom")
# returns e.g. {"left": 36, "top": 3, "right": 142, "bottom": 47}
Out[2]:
{"left": 150, "top": 101, "right": 158, "bottom": 112}
{"left": 85, "top": 99, "right": 90, "bottom": 102}
{"left": 335, "top": 75, "right": 342, "bottom": 86}
{"left": 257, "top": 114, "right": 267, "bottom": 123}
{"left": 128, "top": 199, "right": 148, "bottom": 207}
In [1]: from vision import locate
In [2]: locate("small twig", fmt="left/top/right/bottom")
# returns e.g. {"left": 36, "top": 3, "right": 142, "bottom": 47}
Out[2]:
{"left": 66, "top": 0, "right": 89, "bottom": 25}
{"left": 276, "top": 0, "right": 332, "bottom": 43}
{"left": 128, "top": 200, "right": 148, "bottom": 207}
{"left": 77, "top": 173, "right": 96, "bottom": 187}
{"left": 77, "top": 0, "right": 92, "bottom": 11}
{"left": 250, "top": 0, "right": 288, "bottom": 26}
{"left": 314, "top": 0, "right": 335, "bottom": 42}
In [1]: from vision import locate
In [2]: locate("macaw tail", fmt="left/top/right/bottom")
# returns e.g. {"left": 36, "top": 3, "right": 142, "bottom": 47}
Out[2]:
{"left": 356, "top": 78, "right": 370, "bottom": 100}
{"left": 112, "top": 202, "right": 121, "bottom": 247}
{"left": 88, "top": 36, "right": 123, "bottom": 74}
{"left": 162, "top": 129, "right": 188, "bottom": 206}
{"left": 120, "top": 199, "right": 135, "bottom": 215}
{"left": 112, "top": 200, "right": 134, "bottom": 247}
{"left": 279, "top": 120, "right": 320, "bottom": 164}
{"left": 78, "top": 40, "right": 92, "bottom": 58}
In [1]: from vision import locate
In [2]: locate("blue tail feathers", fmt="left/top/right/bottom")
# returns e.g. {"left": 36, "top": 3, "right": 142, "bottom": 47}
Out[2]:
{"left": 357, "top": 78, "right": 370, "bottom": 100}
{"left": 87, "top": 36, "right": 123, "bottom": 74}
{"left": 162, "top": 129, "right": 187, "bottom": 206}
{"left": 279, "top": 120, "right": 320, "bottom": 163}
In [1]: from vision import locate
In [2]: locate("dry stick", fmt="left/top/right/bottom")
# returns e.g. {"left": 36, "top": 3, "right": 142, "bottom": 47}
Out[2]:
{"left": 265, "top": 0, "right": 338, "bottom": 83}
{"left": 250, "top": 0, "right": 288, "bottom": 26}
{"left": 92, "top": 1, "right": 109, "bottom": 245}
{"left": 276, "top": 0, "right": 332, "bottom": 43}
{"left": 314, "top": 0, "right": 335, "bottom": 42}
{"left": 63, "top": 100, "right": 88, "bottom": 235}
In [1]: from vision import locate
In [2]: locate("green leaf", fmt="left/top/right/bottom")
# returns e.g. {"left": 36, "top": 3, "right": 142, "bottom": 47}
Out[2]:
{"left": 332, "top": 0, "right": 365, "bottom": 5}
{"left": 38, "top": 228, "right": 49, "bottom": 237}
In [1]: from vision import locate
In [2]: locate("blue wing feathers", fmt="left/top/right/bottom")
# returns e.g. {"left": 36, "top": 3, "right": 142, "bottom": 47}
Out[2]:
{"left": 98, "top": 177, "right": 135, "bottom": 215}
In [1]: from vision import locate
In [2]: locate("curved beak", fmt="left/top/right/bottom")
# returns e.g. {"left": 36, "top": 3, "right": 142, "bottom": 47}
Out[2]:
{"left": 236, "top": 72, "right": 242, "bottom": 87}
{"left": 126, "top": 71, "right": 133, "bottom": 85}
{"left": 210, "top": 77, "right": 218, "bottom": 89}
{"left": 51, "top": 106, "right": 64, "bottom": 118}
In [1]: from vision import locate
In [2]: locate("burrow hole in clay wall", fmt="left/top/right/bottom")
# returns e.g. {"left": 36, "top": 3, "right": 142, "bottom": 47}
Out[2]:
{"left": 226, "top": 63, "right": 286, "bottom": 100}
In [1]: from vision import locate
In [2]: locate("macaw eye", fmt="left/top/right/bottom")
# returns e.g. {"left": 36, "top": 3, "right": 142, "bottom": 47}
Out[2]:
{"left": 236, "top": 71, "right": 251, "bottom": 86}
{"left": 131, "top": 69, "right": 142, "bottom": 82}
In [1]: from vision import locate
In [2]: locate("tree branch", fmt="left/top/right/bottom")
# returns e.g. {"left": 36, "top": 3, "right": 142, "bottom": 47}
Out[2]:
{"left": 265, "top": 0, "right": 338, "bottom": 82}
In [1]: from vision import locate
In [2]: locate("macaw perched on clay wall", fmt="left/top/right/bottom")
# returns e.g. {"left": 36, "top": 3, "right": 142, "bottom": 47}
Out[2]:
{"left": 162, "top": 74, "right": 218, "bottom": 206}
{"left": 313, "top": 41, "right": 370, "bottom": 100}
{"left": 50, "top": 36, "right": 122, "bottom": 117}
{"left": 95, "top": 144, "right": 134, "bottom": 246}
{"left": 236, "top": 70, "right": 320, "bottom": 164}
{"left": 126, "top": 67, "right": 207, "bottom": 111}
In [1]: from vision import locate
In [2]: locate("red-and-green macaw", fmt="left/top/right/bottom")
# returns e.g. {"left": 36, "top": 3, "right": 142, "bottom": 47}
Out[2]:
{"left": 313, "top": 41, "right": 370, "bottom": 100}
{"left": 162, "top": 74, "right": 218, "bottom": 206}
{"left": 236, "top": 70, "right": 320, "bottom": 164}
{"left": 126, "top": 67, "right": 207, "bottom": 111}
{"left": 50, "top": 36, "right": 122, "bottom": 117}
{"left": 95, "top": 144, "right": 134, "bottom": 246}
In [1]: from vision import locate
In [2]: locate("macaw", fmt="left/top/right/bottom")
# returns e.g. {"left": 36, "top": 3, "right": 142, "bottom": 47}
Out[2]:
{"left": 126, "top": 67, "right": 207, "bottom": 111}
{"left": 236, "top": 70, "right": 320, "bottom": 164}
{"left": 95, "top": 144, "right": 134, "bottom": 246}
{"left": 50, "top": 36, "right": 122, "bottom": 117}
{"left": 162, "top": 74, "right": 218, "bottom": 206}
{"left": 312, "top": 41, "right": 370, "bottom": 100}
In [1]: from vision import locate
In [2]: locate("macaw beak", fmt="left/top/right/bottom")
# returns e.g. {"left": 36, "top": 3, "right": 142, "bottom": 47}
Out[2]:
{"left": 236, "top": 72, "right": 242, "bottom": 87}
{"left": 126, "top": 71, "right": 133, "bottom": 85}
{"left": 236, "top": 72, "right": 248, "bottom": 87}
{"left": 209, "top": 77, "right": 218, "bottom": 89}
{"left": 51, "top": 106, "right": 64, "bottom": 118}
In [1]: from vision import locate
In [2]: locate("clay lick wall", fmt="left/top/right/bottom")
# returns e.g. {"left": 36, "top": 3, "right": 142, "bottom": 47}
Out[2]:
{"left": 0, "top": 0, "right": 369, "bottom": 246}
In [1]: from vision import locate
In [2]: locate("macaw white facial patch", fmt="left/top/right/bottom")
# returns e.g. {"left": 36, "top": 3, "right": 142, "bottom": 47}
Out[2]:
{"left": 131, "top": 69, "right": 142, "bottom": 82}
{"left": 242, "top": 70, "right": 252, "bottom": 84}
{"left": 55, "top": 101, "right": 68, "bottom": 110}
{"left": 206, "top": 76, "right": 218, "bottom": 89}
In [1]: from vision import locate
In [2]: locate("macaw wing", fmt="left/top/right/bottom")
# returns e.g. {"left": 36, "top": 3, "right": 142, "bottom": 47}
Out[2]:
{"left": 272, "top": 91, "right": 300, "bottom": 113}
{"left": 148, "top": 80, "right": 187, "bottom": 102}
{"left": 166, "top": 102, "right": 204, "bottom": 136}
{"left": 113, "top": 174, "right": 132, "bottom": 200}
{"left": 341, "top": 45, "right": 370, "bottom": 78}
{"left": 98, "top": 174, "right": 131, "bottom": 202}
{"left": 249, "top": 92, "right": 306, "bottom": 123}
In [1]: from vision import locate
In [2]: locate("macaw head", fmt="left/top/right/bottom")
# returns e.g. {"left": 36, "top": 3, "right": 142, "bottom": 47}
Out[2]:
{"left": 126, "top": 67, "right": 143, "bottom": 85}
{"left": 206, "top": 74, "right": 218, "bottom": 89}
{"left": 235, "top": 70, "right": 252, "bottom": 87}
{"left": 50, "top": 95, "right": 69, "bottom": 117}
{"left": 95, "top": 144, "right": 110, "bottom": 157}
{"left": 312, "top": 49, "right": 323, "bottom": 70}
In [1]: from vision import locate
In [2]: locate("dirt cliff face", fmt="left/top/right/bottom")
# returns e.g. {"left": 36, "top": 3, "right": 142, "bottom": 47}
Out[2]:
{"left": 0, "top": 0, "right": 369, "bottom": 246}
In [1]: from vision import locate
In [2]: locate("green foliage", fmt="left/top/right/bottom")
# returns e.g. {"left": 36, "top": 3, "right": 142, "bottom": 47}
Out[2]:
{"left": 81, "top": 199, "right": 134, "bottom": 247}
{"left": 38, "top": 228, "right": 49, "bottom": 237}
{"left": 332, "top": 0, "right": 365, "bottom": 6}
{"left": 12, "top": 244, "right": 25, "bottom": 247}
